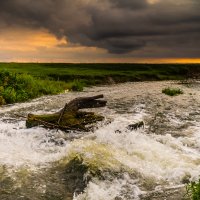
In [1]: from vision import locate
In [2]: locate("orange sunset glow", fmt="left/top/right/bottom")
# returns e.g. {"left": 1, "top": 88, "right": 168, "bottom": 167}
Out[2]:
{"left": 0, "top": 28, "right": 200, "bottom": 63}
{"left": 0, "top": 0, "right": 199, "bottom": 63}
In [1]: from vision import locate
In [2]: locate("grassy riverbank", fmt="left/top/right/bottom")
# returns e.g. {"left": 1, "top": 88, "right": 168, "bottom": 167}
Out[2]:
{"left": 0, "top": 63, "right": 200, "bottom": 105}
{"left": 0, "top": 70, "right": 80, "bottom": 105}
{"left": 0, "top": 63, "right": 200, "bottom": 85}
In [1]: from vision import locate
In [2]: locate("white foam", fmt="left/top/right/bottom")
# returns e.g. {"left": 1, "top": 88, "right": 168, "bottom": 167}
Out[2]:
{"left": 0, "top": 120, "right": 69, "bottom": 168}
{"left": 1, "top": 81, "right": 200, "bottom": 198}
{"left": 74, "top": 174, "right": 142, "bottom": 200}
{"left": 93, "top": 115, "right": 200, "bottom": 184}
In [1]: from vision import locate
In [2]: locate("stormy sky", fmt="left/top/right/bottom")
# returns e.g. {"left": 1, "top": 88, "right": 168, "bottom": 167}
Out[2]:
{"left": 0, "top": 0, "right": 200, "bottom": 62}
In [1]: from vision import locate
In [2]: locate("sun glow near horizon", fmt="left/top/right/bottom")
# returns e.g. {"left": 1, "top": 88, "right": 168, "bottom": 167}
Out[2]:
{"left": 0, "top": 28, "right": 200, "bottom": 64}
{"left": 0, "top": 0, "right": 199, "bottom": 63}
{"left": 0, "top": 28, "right": 67, "bottom": 51}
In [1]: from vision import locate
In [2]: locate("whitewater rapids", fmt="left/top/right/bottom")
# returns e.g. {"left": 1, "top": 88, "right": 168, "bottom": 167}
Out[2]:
{"left": 0, "top": 81, "right": 200, "bottom": 199}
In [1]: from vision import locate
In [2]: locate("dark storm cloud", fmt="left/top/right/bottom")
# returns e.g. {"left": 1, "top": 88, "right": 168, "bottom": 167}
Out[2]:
{"left": 110, "top": 0, "right": 147, "bottom": 9}
{"left": 0, "top": 0, "right": 200, "bottom": 55}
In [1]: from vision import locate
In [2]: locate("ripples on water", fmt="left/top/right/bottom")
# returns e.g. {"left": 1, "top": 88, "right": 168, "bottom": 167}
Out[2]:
{"left": 0, "top": 81, "right": 200, "bottom": 199}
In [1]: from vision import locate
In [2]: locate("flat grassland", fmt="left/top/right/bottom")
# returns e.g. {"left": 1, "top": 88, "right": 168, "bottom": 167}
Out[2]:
{"left": 0, "top": 63, "right": 200, "bottom": 84}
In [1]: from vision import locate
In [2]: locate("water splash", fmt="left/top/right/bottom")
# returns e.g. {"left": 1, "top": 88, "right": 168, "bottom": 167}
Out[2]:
{"left": 0, "top": 81, "right": 200, "bottom": 199}
{"left": 0, "top": 120, "right": 69, "bottom": 168}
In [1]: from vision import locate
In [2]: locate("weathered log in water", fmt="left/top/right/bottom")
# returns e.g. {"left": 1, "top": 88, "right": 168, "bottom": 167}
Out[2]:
{"left": 26, "top": 95, "right": 106, "bottom": 131}
{"left": 58, "top": 94, "right": 106, "bottom": 113}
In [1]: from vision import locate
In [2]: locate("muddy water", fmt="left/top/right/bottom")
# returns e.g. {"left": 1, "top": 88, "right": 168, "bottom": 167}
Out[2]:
{"left": 0, "top": 81, "right": 200, "bottom": 200}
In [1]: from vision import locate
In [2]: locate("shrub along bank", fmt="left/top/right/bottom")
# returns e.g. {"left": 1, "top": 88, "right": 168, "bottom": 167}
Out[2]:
{"left": 186, "top": 179, "right": 200, "bottom": 200}
{"left": 0, "top": 70, "right": 81, "bottom": 105}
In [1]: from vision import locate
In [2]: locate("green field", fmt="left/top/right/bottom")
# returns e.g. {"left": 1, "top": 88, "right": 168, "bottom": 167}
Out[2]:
{"left": 0, "top": 63, "right": 200, "bottom": 105}
{"left": 0, "top": 63, "right": 200, "bottom": 84}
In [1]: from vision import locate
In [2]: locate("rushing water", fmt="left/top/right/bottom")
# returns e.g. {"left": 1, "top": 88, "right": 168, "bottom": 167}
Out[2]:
{"left": 1, "top": 81, "right": 200, "bottom": 200}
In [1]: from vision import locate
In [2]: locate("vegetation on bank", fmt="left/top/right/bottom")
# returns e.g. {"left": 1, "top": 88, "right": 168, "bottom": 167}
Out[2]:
{"left": 0, "top": 70, "right": 83, "bottom": 105}
{"left": 186, "top": 179, "right": 200, "bottom": 200}
{"left": 0, "top": 63, "right": 200, "bottom": 85}
{"left": 162, "top": 87, "right": 184, "bottom": 96}
{"left": 0, "top": 63, "right": 199, "bottom": 104}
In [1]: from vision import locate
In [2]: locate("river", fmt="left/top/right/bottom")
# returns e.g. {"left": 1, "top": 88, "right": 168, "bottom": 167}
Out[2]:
{"left": 0, "top": 81, "right": 200, "bottom": 200}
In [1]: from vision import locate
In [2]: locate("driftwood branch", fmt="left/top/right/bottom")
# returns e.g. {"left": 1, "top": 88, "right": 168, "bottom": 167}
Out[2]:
{"left": 59, "top": 94, "right": 106, "bottom": 113}
{"left": 26, "top": 94, "right": 107, "bottom": 132}
{"left": 30, "top": 116, "right": 88, "bottom": 132}
{"left": 58, "top": 103, "right": 68, "bottom": 125}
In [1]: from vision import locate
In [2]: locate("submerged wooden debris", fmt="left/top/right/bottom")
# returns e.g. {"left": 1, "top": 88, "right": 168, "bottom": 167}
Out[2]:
{"left": 114, "top": 121, "right": 145, "bottom": 134}
{"left": 26, "top": 95, "right": 107, "bottom": 132}
{"left": 127, "top": 121, "right": 145, "bottom": 130}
